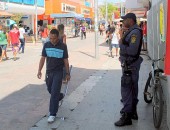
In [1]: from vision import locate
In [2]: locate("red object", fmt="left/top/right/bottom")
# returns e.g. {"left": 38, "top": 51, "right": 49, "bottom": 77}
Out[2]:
{"left": 9, "top": 29, "right": 20, "bottom": 44}
{"left": 142, "top": 24, "right": 147, "bottom": 35}
{"left": 41, "top": 28, "right": 49, "bottom": 38}
{"left": 165, "top": 0, "right": 170, "bottom": 75}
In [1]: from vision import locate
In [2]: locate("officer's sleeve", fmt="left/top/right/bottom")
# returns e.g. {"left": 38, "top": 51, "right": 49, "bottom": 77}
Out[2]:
{"left": 63, "top": 44, "right": 68, "bottom": 59}
{"left": 119, "top": 29, "right": 141, "bottom": 56}
{"left": 41, "top": 44, "right": 47, "bottom": 57}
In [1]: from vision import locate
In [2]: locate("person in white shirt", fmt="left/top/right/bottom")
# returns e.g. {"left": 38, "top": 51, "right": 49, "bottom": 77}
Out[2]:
{"left": 19, "top": 24, "right": 26, "bottom": 53}
{"left": 109, "top": 26, "right": 120, "bottom": 57}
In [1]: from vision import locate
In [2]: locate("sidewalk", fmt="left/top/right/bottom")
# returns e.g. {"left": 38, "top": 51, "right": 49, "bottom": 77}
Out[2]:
{"left": 30, "top": 52, "right": 168, "bottom": 130}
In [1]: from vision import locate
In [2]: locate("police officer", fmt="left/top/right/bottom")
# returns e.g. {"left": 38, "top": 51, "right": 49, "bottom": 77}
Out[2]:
{"left": 114, "top": 13, "right": 143, "bottom": 126}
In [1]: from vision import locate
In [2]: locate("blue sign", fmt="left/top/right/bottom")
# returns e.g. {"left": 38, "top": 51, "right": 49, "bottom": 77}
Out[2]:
{"left": 9, "top": 0, "right": 22, "bottom": 3}
{"left": 85, "top": 2, "right": 91, "bottom": 7}
{"left": 37, "top": 0, "right": 44, "bottom": 7}
{"left": 23, "top": 0, "right": 34, "bottom": 5}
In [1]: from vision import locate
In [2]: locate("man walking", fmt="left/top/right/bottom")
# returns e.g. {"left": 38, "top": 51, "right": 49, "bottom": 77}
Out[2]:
{"left": 19, "top": 24, "right": 25, "bottom": 53}
{"left": 37, "top": 29, "right": 70, "bottom": 123}
{"left": 114, "top": 13, "right": 143, "bottom": 126}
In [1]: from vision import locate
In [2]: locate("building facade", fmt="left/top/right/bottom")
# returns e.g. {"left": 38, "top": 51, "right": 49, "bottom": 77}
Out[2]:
{"left": 38, "top": 0, "right": 94, "bottom": 25}
{"left": 0, "top": 0, "right": 45, "bottom": 31}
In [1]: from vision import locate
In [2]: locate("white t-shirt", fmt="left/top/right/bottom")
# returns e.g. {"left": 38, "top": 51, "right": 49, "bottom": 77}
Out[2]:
{"left": 19, "top": 27, "right": 25, "bottom": 39}
{"left": 111, "top": 33, "right": 119, "bottom": 45}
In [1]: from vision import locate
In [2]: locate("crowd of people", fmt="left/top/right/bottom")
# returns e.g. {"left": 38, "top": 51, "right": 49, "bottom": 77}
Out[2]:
{"left": 0, "top": 24, "right": 26, "bottom": 62}
{"left": 100, "top": 19, "right": 147, "bottom": 59}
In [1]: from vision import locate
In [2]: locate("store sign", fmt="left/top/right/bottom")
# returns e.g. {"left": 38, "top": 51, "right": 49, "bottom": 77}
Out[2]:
{"left": 85, "top": 2, "right": 91, "bottom": 7}
{"left": 81, "top": 8, "right": 90, "bottom": 15}
{"left": 61, "top": 3, "right": 76, "bottom": 13}
{"left": 0, "top": 2, "right": 5, "bottom": 10}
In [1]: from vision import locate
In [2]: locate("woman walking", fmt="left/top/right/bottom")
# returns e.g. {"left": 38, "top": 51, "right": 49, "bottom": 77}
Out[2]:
{"left": 108, "top": 27, "right": 119, "bottom": 57}
{"left": 0, "top": 26, "right": 8, "bottom": 62}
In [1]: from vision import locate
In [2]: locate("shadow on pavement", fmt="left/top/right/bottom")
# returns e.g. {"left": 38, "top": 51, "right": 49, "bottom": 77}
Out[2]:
{"left": 0, "top": 66, "right": 100, "bottom": 130}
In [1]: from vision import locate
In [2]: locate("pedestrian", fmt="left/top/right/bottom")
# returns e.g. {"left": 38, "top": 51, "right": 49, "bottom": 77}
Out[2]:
{"left": 142, "top": 21, "right": 147, "bottom": 51}
{"left": 0, "top": 26, "right": 9, "bottom": 62}
{"left": 18, "top": 24, "right": 26, "bottom": 53}
{"left": 39, "top": 23, "right": 49, "bottom": 46}
{"left": 114, "top": 13, "right": 143, "bottom": 127}
{"left": 80, "top": 24, "right": 86, "bottom": 40}
{"left": 57, "top": 24, "right": 66, "bottom": 44}
{"left": 9, "top": 24, "right": 20, "bottom": 61}
{"left": 109, "top": 27, "right": 119, "bottom": 57}
{"left": 57, "top": 24, "right": 67, "bottom": 83}
{"left": 37, "top": 29, "right": 70, "bottom": 123}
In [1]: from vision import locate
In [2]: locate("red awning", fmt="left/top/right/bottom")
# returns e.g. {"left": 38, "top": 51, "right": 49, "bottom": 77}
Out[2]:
{"left": 165, "top": 1, "right": 170, "bottom": 75}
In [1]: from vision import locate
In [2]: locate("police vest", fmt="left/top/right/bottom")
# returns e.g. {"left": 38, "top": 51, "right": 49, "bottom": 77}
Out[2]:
{"left": 121, "top": 27, "right": 143, "bottom": 63}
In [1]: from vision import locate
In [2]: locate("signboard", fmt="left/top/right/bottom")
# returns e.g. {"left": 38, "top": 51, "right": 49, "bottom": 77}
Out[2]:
{"left": 0, "top": 2, "right": 5, "bottom": 10}
{"left": 165, "top": 0, "right": 170, "bottom": 75}
{"left": 61, "top": 3, "right": 76, "bottom": 13}
{"left": 160, "top": 3, "right": 165, "bottom": 42}
{"left": 81, "top": 8, "right": 90, "bottom": 15}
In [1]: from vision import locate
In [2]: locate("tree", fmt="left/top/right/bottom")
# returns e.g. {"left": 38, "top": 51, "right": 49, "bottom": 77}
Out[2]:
{"left": 99, "top": 3, "right": 119, "bottom": 21}
{"left": 10, "top": 13, "right": 23, "bottom": 25}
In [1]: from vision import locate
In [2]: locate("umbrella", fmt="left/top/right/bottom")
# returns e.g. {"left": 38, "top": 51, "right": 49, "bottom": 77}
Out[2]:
{"left": 0, "top": 11, "right": 14, "bottom": 16}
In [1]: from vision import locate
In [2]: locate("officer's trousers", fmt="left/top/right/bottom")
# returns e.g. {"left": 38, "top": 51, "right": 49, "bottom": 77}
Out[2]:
{"left": 46, "top": 70, "right": 63, "bottom": 116}
{"left": 121, "top": 64, "right": 141, "bottom": 113}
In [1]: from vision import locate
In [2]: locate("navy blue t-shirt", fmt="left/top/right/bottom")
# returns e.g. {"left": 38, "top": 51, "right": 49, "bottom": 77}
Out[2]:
{"left": 42, "top": 41, "right": 68, "bottom": 73}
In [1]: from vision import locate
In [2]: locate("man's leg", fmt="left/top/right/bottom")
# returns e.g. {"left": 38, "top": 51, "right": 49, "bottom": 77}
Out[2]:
{"left": 115, "top": 72, "right": 133, "bottom": 126}
{"left": 49, "top": 71, "right": 63, "bottom": 116}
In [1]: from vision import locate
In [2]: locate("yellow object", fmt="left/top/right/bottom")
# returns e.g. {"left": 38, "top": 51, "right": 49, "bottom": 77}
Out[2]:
{"left": 131, "top": 35, "right": 137, "bottom": 44}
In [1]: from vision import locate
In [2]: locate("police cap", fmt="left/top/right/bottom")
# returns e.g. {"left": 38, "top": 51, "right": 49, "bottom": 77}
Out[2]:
{"left": 121, "top": 13, "right": 137, "bottom": 22}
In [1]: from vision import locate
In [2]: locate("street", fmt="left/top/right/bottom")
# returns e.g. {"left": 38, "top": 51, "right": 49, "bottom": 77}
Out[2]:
{"left": 0, "top": 33, "right": 168, "bottom": 130}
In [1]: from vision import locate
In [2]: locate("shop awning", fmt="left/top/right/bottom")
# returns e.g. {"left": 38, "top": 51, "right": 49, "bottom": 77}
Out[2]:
{"left": 0, "top": 11, "right": 14, "bottom": 16}
{"left": 85, "top": 18, "right": 91, "bottom": 22}
{"left": 51, "top": 13, "right": 84, "bottom": 19}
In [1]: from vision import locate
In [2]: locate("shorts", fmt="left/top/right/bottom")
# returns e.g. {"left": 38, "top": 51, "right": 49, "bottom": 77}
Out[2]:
{"left": 143, "top": 35, "right": 147, "bottom": 43}
{"left": 112, "top": 44, "right": 119, "bottom": 48}
{"left": 0, "top": 44, "right": 7, "bottom": 50}
{"left": 12, "top": 43, "right": 19, "bottom": 52}
{"left": 12, "top": 43, "right": 19, "bottom": 47}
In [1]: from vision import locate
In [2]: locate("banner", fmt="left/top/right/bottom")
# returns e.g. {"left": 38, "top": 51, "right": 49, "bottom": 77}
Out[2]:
{"left": 160, "top": 3, "right": 165, "bottom": 42}
{"left": 165, "top": 0, "right": 170, "bottom": 75}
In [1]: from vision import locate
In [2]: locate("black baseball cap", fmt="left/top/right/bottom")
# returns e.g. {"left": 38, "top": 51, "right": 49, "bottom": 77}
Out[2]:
{"left": 121, "top": 13, "right": 137, "bottom": 22}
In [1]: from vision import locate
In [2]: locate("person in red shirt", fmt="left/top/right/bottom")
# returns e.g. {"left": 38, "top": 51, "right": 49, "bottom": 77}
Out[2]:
{"left": 9, "top": 24, "right": 20, "bottom": 61}
{"left": 142, "top": 21, "right": 147, "bottom": 51}
{"left": 39, "top": 23, "right": 49, "bottom": 46}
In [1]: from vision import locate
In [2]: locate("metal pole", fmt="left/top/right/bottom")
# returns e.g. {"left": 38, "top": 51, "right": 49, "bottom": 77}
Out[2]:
{"left": 35, "top": 0, "right": 38, "bottom": 41}
{"left": 105, "top": 0, "right": 108, "bottom": 28}
{"left": 120, "top": 1, "right": 123, "bottom": 16}
{"left": 94, "top": 0, "right": 99, "bottom": 59}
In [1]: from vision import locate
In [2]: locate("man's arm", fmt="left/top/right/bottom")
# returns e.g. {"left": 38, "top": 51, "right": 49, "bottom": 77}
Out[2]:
{"left": 37, "top": 56, "right": 46, "bottom": 79}
{"left": 64, "top": 58, "right": 70, "bottom": 82}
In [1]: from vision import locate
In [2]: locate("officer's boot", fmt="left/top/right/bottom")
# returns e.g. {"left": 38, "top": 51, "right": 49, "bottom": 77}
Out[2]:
{"left": 114, "top": 112, "right": 132, "bottom": 126}
{"left": 132, "top": 106, "right": 138, "bottom": 120}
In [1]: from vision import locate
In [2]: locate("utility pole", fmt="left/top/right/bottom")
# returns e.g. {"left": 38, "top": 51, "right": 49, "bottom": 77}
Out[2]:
{"left": 105, "top": 0, "right": 108, "bottom": 28}
{"left": 94, "top": 0, "right": 99, "bottom": 59}
{"left": 35, "top": 0, "right": 38, "bottom": 41}
{"left": 120, "top": 0, "right": 124, "bottom": 16}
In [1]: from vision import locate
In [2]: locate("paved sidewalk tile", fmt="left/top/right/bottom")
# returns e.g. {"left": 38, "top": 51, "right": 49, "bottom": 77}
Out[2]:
{"left": 30, "top": 56, "right": 169, "bottom": 130}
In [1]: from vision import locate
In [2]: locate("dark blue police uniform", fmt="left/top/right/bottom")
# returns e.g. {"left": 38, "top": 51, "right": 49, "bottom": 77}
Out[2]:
{"left": 119, "top": 24, "right": 143, "bottom": 115}
{"left": 42, "top": 40, "right": 68, "bottom": 116}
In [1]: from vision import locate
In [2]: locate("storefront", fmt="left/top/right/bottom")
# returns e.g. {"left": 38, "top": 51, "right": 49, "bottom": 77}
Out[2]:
{"left": 51, "top": 12, "right": 84, "bottom": 37}
{"left": 38, "top": 0, "right": 94, "bottom": 25}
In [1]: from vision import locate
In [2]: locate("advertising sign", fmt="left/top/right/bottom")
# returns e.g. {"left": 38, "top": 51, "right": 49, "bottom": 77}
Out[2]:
{"left": 160, "top": 3, "right": 165, "bottom": 42}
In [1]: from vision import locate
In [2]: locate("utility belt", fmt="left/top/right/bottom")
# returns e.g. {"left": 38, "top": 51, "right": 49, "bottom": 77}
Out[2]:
{"left": 121, "top": 57, "right": 139, "bottom": 75}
